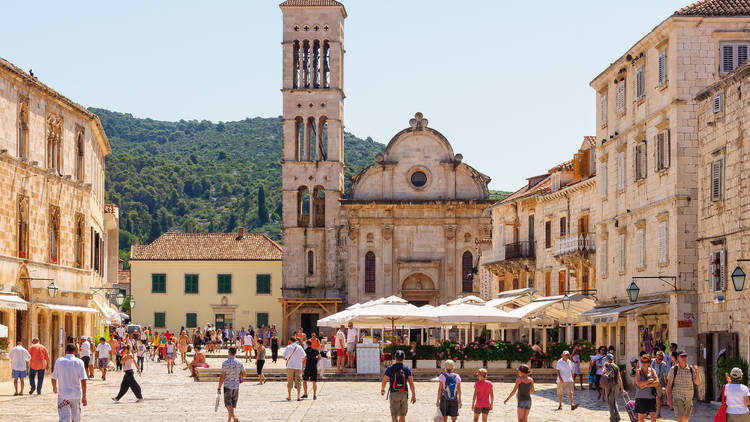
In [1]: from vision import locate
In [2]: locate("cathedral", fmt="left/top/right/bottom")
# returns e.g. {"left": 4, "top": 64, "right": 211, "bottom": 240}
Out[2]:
{"left": 279, "top": 0, "right": 493, "bottom": 337}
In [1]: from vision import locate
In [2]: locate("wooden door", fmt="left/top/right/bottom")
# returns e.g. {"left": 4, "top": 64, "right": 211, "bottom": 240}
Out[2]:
{"left": 545, "top": 272, "right": 551, "bottom": 296}
{"left": 558, "top": 271, "right": 566, "bottom": 295}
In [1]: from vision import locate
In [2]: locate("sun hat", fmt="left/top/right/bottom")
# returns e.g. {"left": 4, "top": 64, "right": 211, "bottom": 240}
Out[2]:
{"left": 731, "top": 367, "right": 743, "bottom": 379}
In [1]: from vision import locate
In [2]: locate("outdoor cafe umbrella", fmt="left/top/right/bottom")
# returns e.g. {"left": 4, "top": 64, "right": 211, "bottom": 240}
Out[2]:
{"left": 428, "top": 302, "right": 518, "bottom": 342}
{"left": 348, "top": 302, "right": 424, "bottom": 333}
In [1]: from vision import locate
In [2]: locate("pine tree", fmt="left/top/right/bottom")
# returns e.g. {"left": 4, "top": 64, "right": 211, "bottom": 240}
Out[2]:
{"left": 257, "top": 185, "right": 269, "bottom": 224}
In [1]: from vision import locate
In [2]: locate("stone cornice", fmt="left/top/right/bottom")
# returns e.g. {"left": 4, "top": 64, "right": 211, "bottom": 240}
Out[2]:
{"left": 0, "top": 151, "right": 93, "bottom": 194}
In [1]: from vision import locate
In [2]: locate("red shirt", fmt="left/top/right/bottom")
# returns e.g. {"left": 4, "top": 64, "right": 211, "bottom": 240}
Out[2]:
{"left": 474, "top": 380, "right": 493, "bottom": 408}
{"left": 29, "top": 344, "right": 49, "bottom": 370}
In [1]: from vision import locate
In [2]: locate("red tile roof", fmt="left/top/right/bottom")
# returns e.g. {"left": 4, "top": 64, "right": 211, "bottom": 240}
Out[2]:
{"left": 500, "top": 174, "right": 552, "bottom": 204}
{"left": 583, "top": 136, "right": 597, "bottom": 148}
{"left": 131, "top": 232, "right": 282, "bottom": 261}
{"left": 674, "top": 0, "right": 750, "bottom": 16}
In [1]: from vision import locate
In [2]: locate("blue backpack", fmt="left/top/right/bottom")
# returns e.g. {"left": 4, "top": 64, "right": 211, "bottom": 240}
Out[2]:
{"left": 442, "top": 372, "right": 458, "bottom": 401}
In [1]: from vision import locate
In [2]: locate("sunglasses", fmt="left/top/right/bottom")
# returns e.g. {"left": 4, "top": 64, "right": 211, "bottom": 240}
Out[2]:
{"left": 641, "top": 360, "right": 651, "bottom": 364}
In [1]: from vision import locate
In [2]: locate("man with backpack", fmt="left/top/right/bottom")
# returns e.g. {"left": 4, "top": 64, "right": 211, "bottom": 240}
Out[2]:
{"left": 436, "top": 359, "right": 462, "bottom": 421}
{"left": 381, "top": 349, "right": 416, "bottom": 422}
{"left": 666, "top": 350, "right": 700, "bottom": 422}
{"left": 601, "top": 354, "right": 625, "bottom": 422}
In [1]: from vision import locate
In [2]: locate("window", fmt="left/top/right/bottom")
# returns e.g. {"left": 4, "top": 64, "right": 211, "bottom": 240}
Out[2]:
{"left": 462, "top": 251, "right": 474, "bottom": 293}
{"left": 559, "top": 217, "right": 567, "bottom": 237}
{"left": 558, "top": 271, "right": 566, "bottom": 295}
{"left": 600, "top": 93, "right": 607, "bottom": 125}
{"left": 151, "top": 274, "right": 166, "bottom": 293}
{"left": 154, "top": 312, "right": 166, "bottom": 328}
{"left": 17, "top": 97, "right": 28, "bottom": 159}
{"left": 616, "top": 79, "right": 626, "bottom": 113}
{"left": 636, "top": 66, "right": 645, "bottom": 100}
{"left": 635, "top": 141, "right": 647, "bottom": 181}
{"left": 711, "top": 157, "right": 724, "bottom": 202}
{"left": 617, "top": 234, "right": 626, "bottom": 272}
{"left": 617, "top": 152, "right": 626, "bottom": 189}
{"left": 74, "top": 215, "right": 84, "bottom": 268}
{"left": 186, "top": 313, "right": 197, "bottom": 328}
{"left": 709, "top": 249, "right": 726, "bottom": 291}
{"left": 217, "top": 274, "right": 232, "bottom": 294}
{"left": 636, "top": 228, "right": 645, "bottom": 268}
{"left": 600, "top": 239, "right": 607, "bottom": 275}
{"left": 46, "top": 112, "right": 63, "bottom": 173}
{"left": 49, "top": 207, "right": 60, "bottom": 264}
{"left": 545, "top": 272, "right": 551, "bottom": 296}
{"left": 656, "top": 130, "right": 670, "bottom": 171}
{"left": 721, "top": 42, "right": 750, "bottom": 74}
{"left": 544, "top": 221, "right": 552, "bottom": 249}
{"left": 75, "top": 128, "right": 85, "bottom": 181}
{"left": 410, "top": 171, "right": 427, "bottom": 188}
{"left": 256, "top": 312, "right": 269, "bottom": 328}
{"left": 658, "top": 50, "right": 667, "bottom": 86}
{"left": 713, "top": 93, "right": 723, "bottom": 114}
{"left": 307, "top": 250, "right": 314, "bottom": 275}
{"left": 600, "top": 163, "right": 608, "bottom": 197}
{"left": 256, "top": 274, "right": 271, "bottom": 295}
{"left": 658, "top": 221, "right": 668, "bottom": 264}
{"left": 17, "top": 196, "right": 28, "bottom": 259}
{"left": 528, "top": 215, "right": 535, "bottom": 243}
{"left": 184, "top": 274, "right": 199, "bottom": 294}
{"left": 365, "top": 252, "right": 376, "bottom": 293}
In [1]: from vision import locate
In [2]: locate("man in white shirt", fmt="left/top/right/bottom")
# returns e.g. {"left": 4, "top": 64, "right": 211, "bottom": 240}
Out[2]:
{"left": 243, "top": 332, "right": 254, "bottom": 362}
{"left": 555, "top": 350, "right": 577, "bottom": 411}
{"left": 78, "top": 337, "right": 92, "bottom": 379}
{"left": 283, "top": 336, "right": 307, "bottom": 401}
{"left": 346, "top": 322, "right": 358, "bottom": 369}
{"left": 116, "top": 325, "right": 125, "bottom": 340}
{"left": 95, "top": 337, "right": 112, "bottom": 380}
{"left": 9, "top": 341, "right": 31, "bottom": 395}
{"left": 335, "top": 325, "right": 347, "bottom": 372}
{"left": 51, "top": 343, "right": 87, "bottom": 422}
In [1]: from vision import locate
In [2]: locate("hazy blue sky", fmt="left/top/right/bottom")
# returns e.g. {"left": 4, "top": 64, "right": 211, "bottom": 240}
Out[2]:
{"left": 1, "top": 1, "right": 690, "bottom": 190}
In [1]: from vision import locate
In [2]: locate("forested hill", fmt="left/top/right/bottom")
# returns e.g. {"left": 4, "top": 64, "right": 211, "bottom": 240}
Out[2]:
{"left": 95, "top": 108, "right": 384, "bottom": 263}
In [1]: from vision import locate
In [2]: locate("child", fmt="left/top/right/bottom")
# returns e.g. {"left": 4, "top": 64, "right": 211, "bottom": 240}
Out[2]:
{"left": 472, "top": 368, "right": 494, "bottom": 422}
{"left": 318, "top": 339, "right": 330, "bottom": 379}
{"left": 436, "top": 359, "right": 461, "bottom": 422}
{"left": 503, "top": 364, "right": 534, "bottom": 422}
{"left": 136, "top": 339, "right": 146, "bottom": 372}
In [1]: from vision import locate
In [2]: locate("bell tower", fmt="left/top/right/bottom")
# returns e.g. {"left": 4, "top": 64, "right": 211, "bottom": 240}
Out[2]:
{"left": 280, "top": 0, "right": 347, "bottom": 336}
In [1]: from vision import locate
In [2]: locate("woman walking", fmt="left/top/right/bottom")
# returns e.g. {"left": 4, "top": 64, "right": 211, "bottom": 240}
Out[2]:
{"left": 256, "top": 339, "right": 267, "bottom": 384}
{"left": 318, "top": 339, "right": 330, "bottom": 380}
{"left": 112, "top": 344, "right": 143, "bottom": 403}
{"left": 503, "top": 364, "right": 534, "bottom": 422}
{"left": 571, "top": 348, "right": 583, "bottom": 390}
{"left": 271, "top": 333, "right": 279, "bottom": 363}
{"left": 178, "top": 330, "right": 189, "bottom": 364}
{"left": 165, "top": 337, "right": 176, "bottom": 374}
{"left": 634, "top": 354, "right": 659, "bottom": 422}
{"left": 724, "top": 367, "right": 750, "bottom": 422}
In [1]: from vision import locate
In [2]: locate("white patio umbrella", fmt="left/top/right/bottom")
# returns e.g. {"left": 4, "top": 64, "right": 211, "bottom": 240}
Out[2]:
{"left": 446, "top": 295, "right": 486, "bottom": 305}
{"left": 430, "top": 302, "right": 518, "bottom": 342}
{"left": 349, "top": 302, "right": 425, "bottom": 333}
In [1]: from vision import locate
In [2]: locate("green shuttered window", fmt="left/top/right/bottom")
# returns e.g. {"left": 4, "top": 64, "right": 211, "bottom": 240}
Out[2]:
{"left": 152, "top": 274, "right": 166, "bottom": 293}
{"left": 256, "top": 274, "right": 271, "bottom": 294}
{"left": 186, "top": 313, "right": 197, "bottom": 328}
{"left": 185, "top": 274, "right": 199, "bottom": 294}
{"left": 154, "top": 312, "right": 166, "bottom": 328}
{"left": 217, "top": 274, "right": 232, "bottom": 294}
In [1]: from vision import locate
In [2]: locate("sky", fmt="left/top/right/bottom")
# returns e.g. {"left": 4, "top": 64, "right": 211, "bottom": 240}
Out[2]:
{"left": 1, "top": 0, "right": 691, "bottom": 191}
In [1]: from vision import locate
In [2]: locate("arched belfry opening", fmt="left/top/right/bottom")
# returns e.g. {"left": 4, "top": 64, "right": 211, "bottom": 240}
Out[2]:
{"left": 297, "top": 186, "right": 310, "bottom": 227}
{"left": 313, "top": 186, "right": 325, "bottom": 227}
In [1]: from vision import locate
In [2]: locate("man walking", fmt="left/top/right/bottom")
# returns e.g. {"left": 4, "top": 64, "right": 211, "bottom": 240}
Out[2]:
{"left": 603, "top": 354, "right": 625, "bottom": 422}
{"left": 666, "top": 350, "right": 701, "bottom": 422}
{"left": 346, "top": 322, "right": 358, "bottom": 369}
{"left": 381, "top": 349, "right": 416, "bottom": 422}
{"left": 78, "top": 337, "right": 92, "bottom": 379}
{"left": 651, "top": 351, "right": 669, "bottom": 418}
{"left": 555, "top": 350, "right": 577, "bottom": 410}
{"left": 218, "top": 346, "right": 245, "bottom": 422}
{"left": 29, "top": 338, "right": 49, "bottom": 394}
{"left": 283, "top": 336, "right": 306, "bottom": 401}
{"left": 9, "top": 340, "right": 30, "bottom": 395}
{"left": 51, "top": 343, "right": 87, "bottom": 422}
{"left": 96, "top": 337, "right": 111, "bottom": 380}
{"left": 335, "top": 325, "right": 346, "bottom": 372}
{"left": 302, "top": 339, "right": 320, "bottom": 399}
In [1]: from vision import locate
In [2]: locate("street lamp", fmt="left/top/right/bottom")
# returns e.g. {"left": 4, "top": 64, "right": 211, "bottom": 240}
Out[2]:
{"left": 47, "top": 281, "right": 59, "bottom": 298}
{"left": 626, "top": 281, "right": 640, "bottom": 303}
{"left": 129, "top": 297, "right": 136, "bottom": 309}
{"left": 561, "top": 294, "right": 571, "bottom": 310}
{"left": 115, "top": 291, "right": 125, "bottom": 307}
{"left": 732, "top": 266, "right": 746, "bottom": 292}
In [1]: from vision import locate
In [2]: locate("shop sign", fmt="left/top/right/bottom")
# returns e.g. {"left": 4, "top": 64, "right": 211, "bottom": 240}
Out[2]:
{"left": 678, "top": 320, "right": 693, "bottom": 328}
{"left": 591, "top": 315, "right": 618, "bottom": 324}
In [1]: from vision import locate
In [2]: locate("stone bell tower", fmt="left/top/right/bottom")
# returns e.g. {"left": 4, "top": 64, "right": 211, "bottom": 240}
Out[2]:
{"left": 279, "top": 0, "right": 347, "bottom": 337}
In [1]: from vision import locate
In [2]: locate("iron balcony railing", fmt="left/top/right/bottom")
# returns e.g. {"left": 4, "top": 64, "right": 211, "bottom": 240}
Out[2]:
{"left": 554, "top": 233, "right": 596, "bottom": 256}
{"left": 505, "top": 241, "right": 536, "bottom": 260}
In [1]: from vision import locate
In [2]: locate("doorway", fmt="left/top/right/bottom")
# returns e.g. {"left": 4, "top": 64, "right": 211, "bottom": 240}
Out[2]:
{"left": 214, "top": 313, "right": 234, "bottom": 330}
{"left": 301, "top": 313, "right": 319, "bottom": 337}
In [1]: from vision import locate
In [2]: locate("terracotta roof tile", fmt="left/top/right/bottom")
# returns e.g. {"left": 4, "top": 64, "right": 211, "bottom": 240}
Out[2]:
{"left": 583, "top": 136, "right": 597, "bottom": 148}
{"left": 500, "top": 174, "right": 552, "bottom": 204}
{"left": 674, "top": 0, "right": 750, "bottom": 16}
{"left": 131, "top": 232, "right": 282, "bottom": 261}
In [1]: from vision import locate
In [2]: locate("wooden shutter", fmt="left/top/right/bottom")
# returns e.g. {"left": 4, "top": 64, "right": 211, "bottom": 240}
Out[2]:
{"left": 641, "top": 141, "right": 647, "bottom": 179}
{"left": 545, "top": 221, "right": 551, "bottom": 249}
{"left": 658, "top": 222, "right": 667, "bottom": 263}
{"left": 658, "top": 51, "right": 667, "bottom": 85}
{"left": 256, "top": 274, "right": 271, "bottom": 294}
{"left": 365, "top": 252, "right": 376, "bottom": 293}
{"left": 600, "top": 163, "right": 608, "bottom": 197}
{"left": 600, "top": 239, "right": 607, "bottom": 275}
{"left": 545, "top": 272, "right": 551, "bottom": 296}
{"left": 618, "top": 234, "right": 625, "bottom": 272}
{"left": 617, "top": 152, "right": 625, "bottom": 189}
{"left": 711, "top": 158, "right": 724, "bottom": 201}
{"left": 574, "top": 152, "right": 583, "bottom": 178}
{"left": 709, "top": 250, "right": 726, "bottom": 291}
{"left": 600, "top": 94, "right": 607, "bottom": 124}
{"left": 616, "top": 80, "right": 626, "bottom": 113}
{"left": 719, "top": 249, "right": 727, "bottom": 291}
{"left": 713, "top": 93, "right": 723, "bottom": 113}
{"left": 558, "top": 271, "right": 566, "bottom": 295}
{"left": 636, "top": 66, "right": 644, "bottom": 99}
{"left": 739, "top": 45, "right": 749, "bottom": 68}
{"left": 581, "top": 149, "right": 590, "bottom": 176}
{"left": 665, "top": 130, "right": 671, "bottom": 168}
{"left": 636, "top": 229, "right": 644, "bottom": 268}
{"left": 723, "top": 45, "right": 734, "bottom": 73}
{"left": 462, "top": 251, "right": 474, "bottom": 293}
{"left": 634, "top": 145, "right": 642, "bottom": 180}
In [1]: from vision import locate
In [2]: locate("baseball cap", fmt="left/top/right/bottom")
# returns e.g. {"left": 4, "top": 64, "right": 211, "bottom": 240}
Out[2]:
{"left": 562, "top": 350, "right": 570, "bottom": 356}
{"left": 606, "top": 353, "right": 614, "bottom": 360}
{"left": 630, "top": 357, "right": 638, "bottom": 363}
{"left": 394, "top": 349, "right": 406, "bottom": 360}
{"left": 731, "top": 367, "right": 743, "bottom": 379}
{"left": 678, "top": 350, "right": 688, "bottom": 357}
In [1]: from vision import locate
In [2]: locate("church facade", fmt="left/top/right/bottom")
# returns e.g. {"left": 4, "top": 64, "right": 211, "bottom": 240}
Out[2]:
{"left": 279, "top": 0, "right": 492, "bottom": 336}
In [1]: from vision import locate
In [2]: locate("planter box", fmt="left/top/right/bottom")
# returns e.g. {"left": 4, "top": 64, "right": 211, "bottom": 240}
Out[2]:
{"left": 463, "top": 360, "right": 484, "bottom": 369}
{"left": 510, "top": 361, "right": 530, "bottom": 369}
{"left": 486, "top": 360, "right": 508, "bottom": 369}
{"left": 416, "top": 359, "right": 436, "bottom": 369}
{"left": 579, "top": 361, "right": 590, "bottom": 373}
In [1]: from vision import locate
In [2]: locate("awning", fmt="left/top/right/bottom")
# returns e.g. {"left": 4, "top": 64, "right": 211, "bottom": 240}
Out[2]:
{"left": 505, "top": 295, "right": 596, "bottom": 321}
{"left": 485, "top": 294, "right": 531, "bottom": 310}
{"left": 0, "top": 294, "right": 28, "bottom": 311}
{"left": 580, "top": 300, "right": 667, "bottom": 324}
{"left": 37, "top": 303, "right": 99, "bottom": 314}
{"left": 92, "top": 299, "right": 122, "bottom": 326}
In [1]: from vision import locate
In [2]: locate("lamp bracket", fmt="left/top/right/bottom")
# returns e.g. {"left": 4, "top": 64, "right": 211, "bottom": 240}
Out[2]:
{"left": 631, "top": 276, "right": 678, "bottom": 291}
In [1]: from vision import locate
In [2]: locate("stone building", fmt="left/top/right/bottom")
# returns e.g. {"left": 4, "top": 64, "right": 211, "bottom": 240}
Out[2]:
{"left": 694, "top": 59, "right": 750, "bottom": 399}
{"left": 587, "top": 0, "right": 750, "bottom": 364}
{"left": 0, "top": 57, "right": 119, "bottom": 368}
{"left": 278, "top": 0, "right": 493, "bottom": 337}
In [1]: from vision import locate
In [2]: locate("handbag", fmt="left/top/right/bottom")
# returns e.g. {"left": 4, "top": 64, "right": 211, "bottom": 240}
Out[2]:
{"left": 713, "top": 385, "right": 727, "bottom": 422}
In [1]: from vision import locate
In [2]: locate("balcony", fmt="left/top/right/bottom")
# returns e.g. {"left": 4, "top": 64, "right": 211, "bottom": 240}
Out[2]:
{"left": 554, "top": 233, "right": 595, "bottom": 270}
{"left": 481, "top": 241, "right": 536, "bottom": 276}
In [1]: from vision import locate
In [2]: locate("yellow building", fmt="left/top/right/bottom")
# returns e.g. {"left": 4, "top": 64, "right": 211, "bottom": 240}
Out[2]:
{"left": 130, "top": 230, "right": 282, "bottom": 333}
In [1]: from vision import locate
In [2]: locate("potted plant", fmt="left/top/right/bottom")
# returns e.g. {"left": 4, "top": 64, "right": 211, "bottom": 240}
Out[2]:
{"left": 572, "top": 339, "right": 596, "bottom": 373}
{"left": 508, "top": 342, "right": 533, "bottom": 367}
{"left": 463, "top": 341, "right": 484, "bottom": 368}
{"left": 485, "top": 339, "right": 509, "bottom": 369}
{"left": 0, "top": 338, "right": 8, "bottom": 357}
{"left": 546, "top": 342, "right": 571, "bottom": 366}
{"left": 415, "top": 345, "right": 437, "bottom": 369}
{"left": 437, "top": 342, "right": 466, "bottom": 368}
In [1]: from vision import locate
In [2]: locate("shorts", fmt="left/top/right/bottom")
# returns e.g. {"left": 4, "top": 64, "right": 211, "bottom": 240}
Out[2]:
{"left": 81, "top": 356, "right": 90, "bottom": 368}
{"left": 223, "top": 387, "right": 239, "bottom": 409}
{"left": 389, "top": 391, "right": 408, "bottom": 417}
{"left": 336, "top": 349, "right": 345, "bottom": 357}
{"left": 11, "top": 370, "right": 27, "bottom": 379}
{"left": 303, "top": 366, "right": 318, "bottom": 381}
{"left": 517, "top": 399, "right": 532, "bottom": 409}
{"left": 256, "top": 360, "right": 265, "bottom": 375}
{"left": 634, "top": 398, "right": 656, "bottom": 415}
{"left": 347, "top": 343, "right": 356, "bottom": 353}
{"left": 166, "top": 352, "right": 175, "bottom": 359}
{"left": 440, "top": 396, "right": 459, "bottom": 417}
{"left": 728, "top": 414, "right": 750, "bottom": 422}
{"left": 595, "top": 374, "right": 602, "bottom": 388}
{"left": 243, "top": 345, "right": 252, "bottom": 352}
{"left": 672, "top": 396, "right": 693, "bottom": 418}
{"left": 286, "top": 368, "right": 302, "bottom": 390}
{"left": 57, "top": 398, "right": 81, "bottom": 422}
{"left": 655, "top": 384, "right": 665, "bottom": 399}
{"left": 474, "top": 406, "right": 491, "bottom": 414}
{"left": 179, "top": 345, "right": 188, "bottom": 353}
{"left": 98, "top": 358, "right": 109, "bottom": 369}
{"left": 557, "top": 381, "right": 573, "bottom": 395}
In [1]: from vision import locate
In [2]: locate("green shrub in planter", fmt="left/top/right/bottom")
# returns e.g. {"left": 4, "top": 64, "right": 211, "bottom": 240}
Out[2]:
{"left": 546, "top": 342, "right": 571, "bottom": 363}
{"left": 437, "top": 342, "right": 463, "bottom": 361}
{"left": 415, "top": 345, "right": 437, "bottom": 360}
{"left": 508, "top": 342, "right": 533, "bottom": 363}
{"left": 572, "top": 339, "right": 597, "bottom": 362}
{"left": 383, "top": 344, "right": 412, "bottom": 359}
{"left": 716, "top": 356, "right": 750, "bottom": 387}
{"left": 486, "top": 340, "right": 508, "bottom": 361}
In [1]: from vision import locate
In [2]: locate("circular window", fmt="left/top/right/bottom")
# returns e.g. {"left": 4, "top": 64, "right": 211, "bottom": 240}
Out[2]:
{"left": 410, "top": 171, "right": 427, "bottom": 187}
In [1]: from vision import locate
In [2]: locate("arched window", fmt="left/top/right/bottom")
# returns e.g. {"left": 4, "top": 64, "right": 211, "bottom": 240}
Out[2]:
{"left": 17, "top": 98, "right": 28, "bottom": 159}
{"left": 293, "top": 40, "right": 301, "bottom": 89}
{"left": 461, "top": 251, "right": 473, "bottom": 293}
{"left": 365, "top": 252, "right": 375, "bottom": 294}
{"left": 75, "top": 214, "right": 84, "bottom": 268}
{"left": 49, "top": 207, "right": 60, "bottom": 264}
{"left": 322, "top": 40, "right": 331, "bottom": 88}
{"left": 307, "top": 250, "right": 314, "bottom": 276}
{"left": 46, "top": 113, "right": 63, "bottom": 173}
{"left": 307, "top": 117, "right": 317, "bottom": 161}
{"left": 312, "top": 40, "right": 321, "bottom": 88}
{"left": 17, "top": 196, "right": 28, "bottom": 258}
{"left": 295, "top": 117, "right": 304, "bottom": 161}
{"left": 318, "top": 117, "right": 328, "bottom": 161}
{"left": 297, "top": 186, "right": 310, "bottom": 227}
{"left": 75, "top": 130, "right": 85, "bottom": 180}
{"left": 313, "top": 187, "right": 325, "bottom": 227}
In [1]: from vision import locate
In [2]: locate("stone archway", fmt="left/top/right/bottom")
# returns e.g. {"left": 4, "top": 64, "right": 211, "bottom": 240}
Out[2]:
{"left": 400, "top": 273, "right": 439, "bottom": 305}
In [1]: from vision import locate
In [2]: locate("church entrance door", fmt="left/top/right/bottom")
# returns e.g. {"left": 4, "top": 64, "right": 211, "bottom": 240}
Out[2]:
{"left": 400, "top": 273, "right": 439, "bottom": 305}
